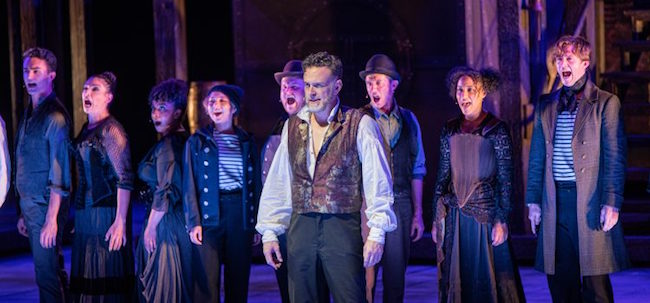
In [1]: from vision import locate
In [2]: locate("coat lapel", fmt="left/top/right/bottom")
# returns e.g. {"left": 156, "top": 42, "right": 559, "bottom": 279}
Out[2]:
{"left": 542, "top": 90, "right": 560, "bottom": 142}
{"left": 572, "top": 81, "right": 598, "bottom": 139}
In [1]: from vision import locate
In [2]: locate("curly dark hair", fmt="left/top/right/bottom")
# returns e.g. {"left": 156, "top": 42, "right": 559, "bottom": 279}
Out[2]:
{"left": 445, "top": 66, "right": 500, "bottom": 99}
{"left": 91, "top": 71, "right": 117, "bottom": 94}
{"left": 23, "top": 47, "right": 57, "bottom": 72}
{"left": 302, "top": 51, "right": 343, "bottom": 80}
{"left": 148, "top": 79, "right": 188, "bottom": 114}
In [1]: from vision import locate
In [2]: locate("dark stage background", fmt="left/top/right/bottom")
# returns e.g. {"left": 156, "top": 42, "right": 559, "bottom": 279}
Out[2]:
{"left": 3, "top": 0, "right": 649, "bottom": 263}
{"left": 1, "top": 0, "right": 465, "bottom": 233}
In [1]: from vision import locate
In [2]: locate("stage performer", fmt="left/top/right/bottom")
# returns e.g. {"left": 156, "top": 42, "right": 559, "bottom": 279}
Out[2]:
{"left": 70, "top": 71, "right": 136, "bottom": 302}
{"left": 526, "top": 35, "right": 630, "bottom": 303}
{"left": 261, "top": 59, "right": 330, "bottom": 303}
{"left": 432, "top": 66, "right": 525, "bottom": 303}
{"left": 358, "top": 54, "right": 426, "bottom": 303}
{"left": 15, "top": 47, "right": 71, "bottom": 303}
{"left": 256, "top": 51, "right": 397, "bottom": 302}
{"left": 135, "top": 79, "right": 192, "bottom": 302}
{"left": 183, "top": 84, "right": 261, "bottom": 303}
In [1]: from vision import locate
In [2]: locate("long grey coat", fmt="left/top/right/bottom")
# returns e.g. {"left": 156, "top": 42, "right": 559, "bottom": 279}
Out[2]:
{"left": 525, "top": 80, "right": 631, "bottom": 276}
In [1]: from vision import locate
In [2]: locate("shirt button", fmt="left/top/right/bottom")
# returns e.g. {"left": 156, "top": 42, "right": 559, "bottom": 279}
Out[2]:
{"left": 203, "top": 160, "right": 209, "bottom": 166}
{"left": 203, "top": 188, "right": 209, "bottom": 193}
{"left": 250, "top": 218, "right": 255, "bottom": 223}
{"left": 263, "top": 171, "right": 267, "bottom": 175}
{"left": 264, "top": 157, "right": 268, "bottom": 161}
{"left": 203, "top": 201, "right": 209, "bottom": 206}
{"left": 581, "top": 154, "right": 586, "bottom": 159}
{"left": 582, "top": 141, "right": 586, "bottom": 145}
{"left": 203, "top": 214, "right": 209, "bottom": 219}
{"left": 580, "top": 168, "right": 585, "bottom": 173}
{"left": 250, "top": 205, "right": 254, "bottom": 211}
{"left": 248, "top": 179, "right": 252, "bottom": 185}
{"left": 249, "top": 192, "right": 253, "bottom": 198}
{"left": 248, "top": 166, "right": 253, "bottom": 172}
{"left": 204, "top": 174, "right": 208, "bottom": 180}
{"left": 204, "top": 147, "right": 210, "bottom": 153}
{"left": 546, "top": 140, "right": 550, "bottom": 144}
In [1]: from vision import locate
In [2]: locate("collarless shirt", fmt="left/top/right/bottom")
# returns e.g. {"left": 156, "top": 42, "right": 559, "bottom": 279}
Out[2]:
{"left": 256, "top": 101, "right": 397, "bottom": 244}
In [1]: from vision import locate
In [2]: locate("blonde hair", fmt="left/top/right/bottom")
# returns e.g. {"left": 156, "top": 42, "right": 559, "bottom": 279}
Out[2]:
{"left": 552, "top": 35, "right": 591, "bottom": 61}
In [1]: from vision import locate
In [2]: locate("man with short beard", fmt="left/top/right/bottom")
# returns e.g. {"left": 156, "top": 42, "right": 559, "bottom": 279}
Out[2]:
{"left": 359, "top": 54, "right": 426, "bottom": 303}
{"left": 15, "top": 47, "right": 71, "bottom": 303}
{"left": 526, "top": 36, "right": 630, "bottom": 303}
{"left": 257, "top": 51, "right": 397, "bottom": 302}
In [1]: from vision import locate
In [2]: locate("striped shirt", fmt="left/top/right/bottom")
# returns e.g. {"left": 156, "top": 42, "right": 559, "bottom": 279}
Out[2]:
{"left": 552, "top": 109, "right": 577, "bottom": 181}
{"left": 213, "top": 133, "right": 243, "bottom": 190}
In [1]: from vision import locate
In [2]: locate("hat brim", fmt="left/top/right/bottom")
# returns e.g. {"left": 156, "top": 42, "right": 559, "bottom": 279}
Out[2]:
{"left": 274, "top": 71, "right": 304, "bottom": 85}
{"left": 359, "top": 69, "right": 401, "bottom": 82}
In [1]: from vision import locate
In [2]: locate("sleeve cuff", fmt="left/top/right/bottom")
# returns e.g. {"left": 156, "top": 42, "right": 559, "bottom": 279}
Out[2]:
{"left": 367, "top": 227, "right": 386, "bottom": 244}
{"left": 262, "top": 230, "right": 279, "bottom": 243}
{"left": 411, "top": 174, "right": 425, "bottom": 180}
{"left": 601, "top": 205, "right": 619, "bottom": 212}
{"left": 47, "top": 185, "right": 70, "bottom": 197}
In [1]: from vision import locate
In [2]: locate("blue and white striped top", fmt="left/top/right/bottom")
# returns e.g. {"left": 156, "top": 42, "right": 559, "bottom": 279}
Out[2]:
{"left": 552, "top": 109, "right": 577, "bottom": 181}
{"left": 213, "top": 133, "right": 243, "bottom": 191}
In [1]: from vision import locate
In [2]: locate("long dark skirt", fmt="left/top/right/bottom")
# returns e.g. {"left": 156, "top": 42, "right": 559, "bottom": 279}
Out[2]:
{"left": 70, "top": 206, "right": 135, "bottom": 303}
{"left": 438, "top": 208, "right": 525, "bottom": 303}
{"left": 136, "top": 209, "right": 192, "bottom": 302}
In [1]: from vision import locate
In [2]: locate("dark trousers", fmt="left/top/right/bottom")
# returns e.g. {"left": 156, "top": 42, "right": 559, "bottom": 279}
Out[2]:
{"left": 20, "top": 198, "right": 68, "bottom": 303}
{"left": 375, "top": 198, "right": 412, "bottom": 303}
{"left": 191, "top": 192, "right": 253, "bottom": 303}
{"left": 547, "top": 181, "right": 614, "bottom": 303}
{"left": 275, "top": 234, "right": 331, "bottom": 303}
{"left": 288, "top": 212, "right": 365, "bottom": 303}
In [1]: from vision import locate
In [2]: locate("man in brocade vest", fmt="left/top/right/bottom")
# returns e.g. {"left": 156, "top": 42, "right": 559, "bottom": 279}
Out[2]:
{"left": 256, "top": 51, "right": 397, "bottom": 302}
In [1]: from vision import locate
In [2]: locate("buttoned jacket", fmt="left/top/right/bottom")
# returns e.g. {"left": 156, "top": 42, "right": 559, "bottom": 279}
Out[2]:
{"left": 525, "top": 80, "right": 630, "bottom": 276}
{"left": 183, "top": 125, "right": 260, "bottom": 231}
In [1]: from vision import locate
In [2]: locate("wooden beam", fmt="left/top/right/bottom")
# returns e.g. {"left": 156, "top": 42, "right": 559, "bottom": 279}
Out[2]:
{"left": 6, "top": 0, "right": 38, "bottom": 140}
{"left": 152, "top": 0, "right": 187, "bottom": 82}
{"left": 498, "top": 0, "right": 526, "bottom": 233}
{"left": 69, "top": 0, "right": 87, "bottom": 134}
{"left": 6, "top": 0, "right": 25, "bottom": 139}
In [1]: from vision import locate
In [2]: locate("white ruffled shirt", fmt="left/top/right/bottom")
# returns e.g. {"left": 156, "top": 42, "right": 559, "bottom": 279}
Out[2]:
{"left": 256, "top": 102, "right": 397, "bottom": 244}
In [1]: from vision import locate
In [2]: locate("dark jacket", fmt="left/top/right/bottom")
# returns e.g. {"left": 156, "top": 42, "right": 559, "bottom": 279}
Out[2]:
{"left": 14, "top": 92, "right": 71, "bottom": 201}
{"left": 138, "top": 131, "right": 188, "bottom": 214}
{"left": 72, "top": 116, "right": 134, "bottom": 209}
{"left": 525, "top": 80, "right": 630, "bottom": 276}
{"left": 183, "top": 125, "right": 260, "bottom": 231}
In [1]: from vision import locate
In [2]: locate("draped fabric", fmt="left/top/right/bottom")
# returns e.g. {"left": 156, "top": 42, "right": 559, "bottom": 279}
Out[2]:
{"left": 434, "top": 114, "right": 525, "bottom": 303}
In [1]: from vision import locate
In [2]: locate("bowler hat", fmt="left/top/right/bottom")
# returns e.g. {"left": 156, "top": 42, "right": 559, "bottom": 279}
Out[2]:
{"left": 207, "top": 84, "right": 244, "bottom": 114}
{"left": 274, "top": 60, "right": 304, "bottom": 84}
{"left": 359, "top": 54, "right": 400, "bottom": 82}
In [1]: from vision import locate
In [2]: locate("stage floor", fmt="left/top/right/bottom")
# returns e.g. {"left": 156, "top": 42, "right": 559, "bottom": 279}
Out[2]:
{"left": 1, "top": 248, "right": 649, "bottom": 302}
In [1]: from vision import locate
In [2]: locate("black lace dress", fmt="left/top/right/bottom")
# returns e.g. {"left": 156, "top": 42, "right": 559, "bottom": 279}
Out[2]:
{"left": 70, "top": 116, "right": 135, "bottom": 302}
{"left": 135, "top": 131, "right": 192, "bottom": 302}
{"left": 433, "top": 113, "right": 525, "bottom": 303}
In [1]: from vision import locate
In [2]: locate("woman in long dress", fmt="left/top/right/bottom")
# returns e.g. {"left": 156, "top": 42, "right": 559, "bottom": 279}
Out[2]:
{"left": 70, "top": 71, "right": 135, "bottom": 302}
{"left": 432, "top": 67, "right": 525, "bottom": 303}
{"left": 135, "top": 79, "right": 192, "bottom": 302}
